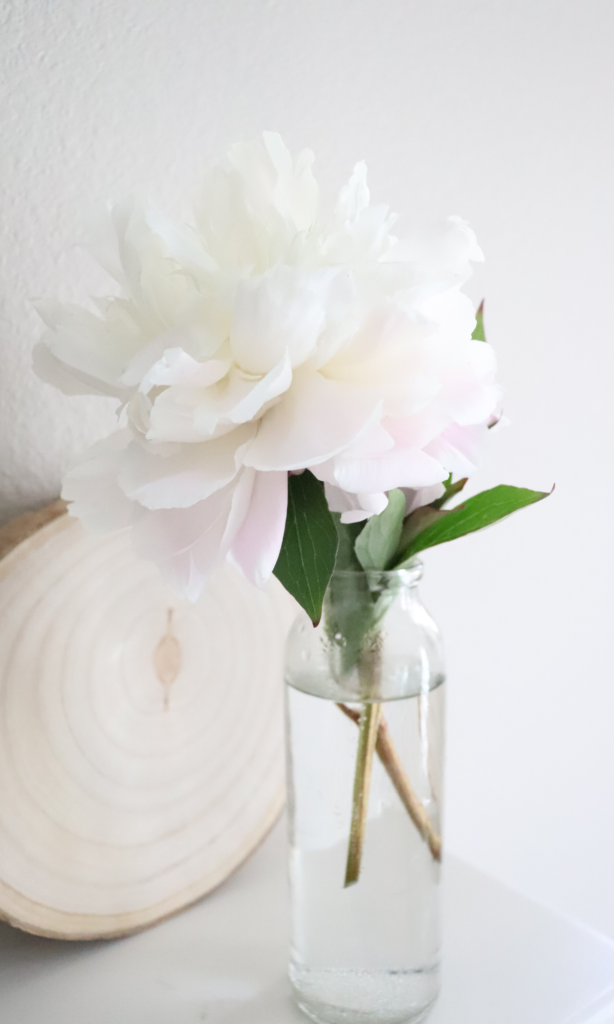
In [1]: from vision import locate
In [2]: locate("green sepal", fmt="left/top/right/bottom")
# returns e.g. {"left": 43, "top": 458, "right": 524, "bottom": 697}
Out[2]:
{"left": 273, "top": 471, "right": 338, "bottom": 625}
{"left": 325, "top": 515, "right": 376, "bottom": 673}
{"left": 354, "top": 489, "right": 406, "bottom": 571}
{"left": 333, "top": 515, "right": 364, "bottom": 572}
{"left": 430, "top": 474, "right": 468, "bottom": 510}
{"left": 472, "top": 300, "right": 486, "bottom": 342}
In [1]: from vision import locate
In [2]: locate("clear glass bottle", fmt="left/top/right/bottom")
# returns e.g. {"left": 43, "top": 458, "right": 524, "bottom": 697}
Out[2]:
{"left": 285, "top": 564, "right": 445, "bottom": 1024}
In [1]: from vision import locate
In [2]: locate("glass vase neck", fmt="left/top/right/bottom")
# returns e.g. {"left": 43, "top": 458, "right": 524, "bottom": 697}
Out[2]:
{"left": 328, "top": 560, "right": 423, "bottom": 592}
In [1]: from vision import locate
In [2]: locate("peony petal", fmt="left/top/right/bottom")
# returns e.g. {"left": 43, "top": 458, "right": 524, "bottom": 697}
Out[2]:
{"left": 33, "top": 342, "right": 126, "bottom": 399}
{"left": 195, "top": 133, "right": 318, "bottom": 271}
{"left": 323, "top": 161, "right": 397, "bottom": 264}
{"left": 340, "top": 510, "right": 372, "bottom": 524}
{"left": 122, "top": 329, "right": 229, "bottom": 389}
{"left": 382, "top": 413, "right": 449, "bottom": 453}
{"left": 145, "top": 385, "right": 208, "bottom": 443}
{"left": 403, "top": 483, "right": 446, "bottom": 514}
{"left": 424, "top": 422, "right": 488, "bottom": 478}
{"left": 62, "top": 432, "right": 138, "bottom": 532}
{"left": 137, "top": 348, "right": 231, "bottom": 393}
{"left": 244, "top": 369, "right": 382, "bottom": 472}
{"left": 132, "top": 479, "right": 240, "bottom": 602}
{"left": 330, "top": 446, "right": 446, "bottom": 494}
{"left": 36, "top": 300, "right": 143, "bottom": 389}
{"left": 383, "top": 215, "right": 484, "bottom": 283}
{"left": 228, "top": 470, "right": 288, "bottom": 587}
{"left": 336, "top": 421, "right": 394, "bottom": 460}
{"left": 305, "top": 270, "right": 358, "bottom": 371}
{"left": 324, "top": 482, "right": 356, "bottom": 515}
{"left": 324, "top": 305, "right": 443, "bottom": 418}
{"left": 83, "top": 197, "right": 148, "bottom": 294}
{"left": 221, "top": 466, "right": 257, "bottom": 551}
{"left": 324, "top": 483, "right": 387, "bottom": 524}
{"left": 117, "top": 423, "right": 254, "bottom": 509}
{"left": 230, "top": 267, "right": 331, "bottom": 375}
{"left": 262, "top": 131, "right": 319, "bottom": 232}
{"left": 335, "top": 161, "right": 371, "bottom": 222}
{"left": 436, "top": 342, "right": 499, "bottom": 426}
{"left": 193, "top": 355, "right": 293, "bottom": 436}
{"left": 145, "top": 212, "right": 218, "bottom": 276}
{"left": 357, "top": 491, "right": 389, "bottom": 514}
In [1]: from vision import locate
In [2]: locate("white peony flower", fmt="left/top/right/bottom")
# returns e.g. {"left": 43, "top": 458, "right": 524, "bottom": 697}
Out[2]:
{"left": 35, "top": 132, "right": 499, "bottom": 599}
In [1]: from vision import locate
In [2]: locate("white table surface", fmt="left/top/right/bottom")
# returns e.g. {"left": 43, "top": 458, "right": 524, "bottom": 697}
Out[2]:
{"left": 1, "top": 820, "right": 613, "bottom": 1024}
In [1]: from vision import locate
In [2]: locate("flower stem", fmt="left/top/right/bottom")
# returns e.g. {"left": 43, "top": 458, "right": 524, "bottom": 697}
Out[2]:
{"left": 344, "top": 700, "right": 382, "bottom": 887}
{"left": 338, "top": 703, "right": 442, "bottom": 863}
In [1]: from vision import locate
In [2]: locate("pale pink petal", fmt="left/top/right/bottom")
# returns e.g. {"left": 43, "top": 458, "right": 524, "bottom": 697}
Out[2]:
{"left": 419, "top": 289, "right": 477, "bottom": 338}
{"left": 146, "top": 385, "right": 207, "bottom": 443}
{"left": 324, "top": 305, "right": 439, "bottom": 417}
{"left": 340, "top": 510, "right": 372, "bottom": 524}
{"left": 305, "top": 270, "right": 358, "bottom": 371}
{"left": 121, "top": 327, "right": 226, "bottom": 389}
{"left": 230, "top": 268, "right": 329, "bottom": 375}
{"left": 33, "top": 342, "right": 125, "bottom": 399}
{"left": 222, "top": 467, "right": 257, "bottom": 549}
{"left": 324, "top": 483, "right": 388, "bottom": 525}
{"left": 424, "top": 423, "right": 488, "bottom": 478}
{"left": 192, "top": 355, "right": 292, "bottom": 436}
{"left": 357, "top": 492, "right": 389, "bottom": 514}
{"left": 228, "top": 470, "right": 288, "bottom": 587}
{"left": 403, "top": 483, "right": 446, "bottom": 514}
{"left": 262, "top": 132, "right": 319, "bottom": 232}
{"left": 117, "top": 423, "right": 254, "bottom": 509}
{"left": 340, "top": 421, "right": 394, "bottom": 459}
{"left": 225, "top": 133, "right": 318, "bottom": 236}
{"left": 323, "top": 162, "right": 397, "bottom": 263}
{"left": 195, "top": 134, "right": 318, "bottom": 271}
{"left": 62, "top": 432, "right": 138, "bottom": 532}
{"left": 132, "top": 481, "right": 237, "bottom": 602}
{"left": 136, "top": 348, "right": 231, "bottom": 393}
{"left": 382, "top": 413, "right": 449, "bottom": 452}
{"left": 245, "top": 370, "right": 382, "bottom": 471}
{"left": 145, "top": 212, "right": 218, "bottom": 276}
{"left": 36, "top": 300, "right": 142, "bottom": 388}
{"left": 331, "top": 447, "right": 446, "bottom": 494}
{"left": 335, "top": 161, "right": 370, "bottom": 222}
{"left": 324, "top": 482, "right": 357, "bottom": 515}
{"left": 383, "top": 216, "right": 483, "bottom": 281}
{"left": 325, "top": 204, "right": 396, "bottom": 264}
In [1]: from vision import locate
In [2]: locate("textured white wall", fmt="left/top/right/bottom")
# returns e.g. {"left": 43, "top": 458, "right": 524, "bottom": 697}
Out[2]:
{"left": 2, "top": 0, "right": 613, "bottom": 936}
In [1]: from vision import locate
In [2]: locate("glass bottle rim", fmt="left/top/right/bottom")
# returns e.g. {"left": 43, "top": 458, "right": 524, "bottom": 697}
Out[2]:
{"left": 330, "top": 559, "right": 423, "bottom": 585}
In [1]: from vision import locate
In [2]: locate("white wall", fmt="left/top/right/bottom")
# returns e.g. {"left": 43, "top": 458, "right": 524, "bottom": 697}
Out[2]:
{"left": 2, "top": 0, "right": 613, "bottom": 936}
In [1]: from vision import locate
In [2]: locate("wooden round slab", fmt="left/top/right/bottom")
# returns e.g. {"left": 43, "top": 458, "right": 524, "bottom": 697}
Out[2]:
{"left": 0, "top": 504, "right": 295, "bottom": 939}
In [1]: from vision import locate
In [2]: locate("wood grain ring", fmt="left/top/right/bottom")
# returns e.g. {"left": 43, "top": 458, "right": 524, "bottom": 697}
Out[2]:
{"left": 0, "top": 504, "right": 294, "bottom": 939}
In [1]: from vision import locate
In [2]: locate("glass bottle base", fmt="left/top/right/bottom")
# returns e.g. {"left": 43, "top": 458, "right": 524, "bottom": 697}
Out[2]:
{"left": 290, "top": 961, "right": 439, "bottom": 1024}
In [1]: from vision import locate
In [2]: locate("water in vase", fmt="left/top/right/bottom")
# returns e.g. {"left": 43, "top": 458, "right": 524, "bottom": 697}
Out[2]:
{"left": 286, "top": 681, "right": 445, "bottom": 1024}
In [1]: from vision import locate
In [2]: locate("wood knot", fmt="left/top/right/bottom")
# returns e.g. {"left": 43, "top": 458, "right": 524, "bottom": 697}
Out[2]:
{"left": 153, "top": 608, "right": 182, "bottom": 710}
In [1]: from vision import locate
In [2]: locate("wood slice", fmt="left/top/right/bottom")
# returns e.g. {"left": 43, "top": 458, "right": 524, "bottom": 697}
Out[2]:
{"left": 0, "top": 505, "right": 295, "bottom": 939}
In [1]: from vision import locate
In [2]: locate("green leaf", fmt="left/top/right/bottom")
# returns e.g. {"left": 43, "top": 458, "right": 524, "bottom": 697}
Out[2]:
{"left": 273, "top": 471, "right": 338, "bottom": 625}
{"left": 430, "top": 474, "right": 468, "bottom": 509}
{"left": 333, "top": 515, "right": 364, "bottom": 573}
{"left": 326, "top": 515, "right": 377, "bottom": 673}
{"left": 354, "top": 489, "right": 406, "bottom": 571}
{"left": 394, "top": 484, "right": 552, "bottom": 566}
{"left": 472, "top": 300, "right": 486, "bottom": 342}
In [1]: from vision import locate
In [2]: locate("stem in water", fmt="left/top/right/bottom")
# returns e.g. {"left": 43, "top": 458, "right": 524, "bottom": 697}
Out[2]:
{"left": 344, "top": 700, "right": 382, "bottom": 887}
{"left": 338, "top": 703, "right": 441, "bottom": 862}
